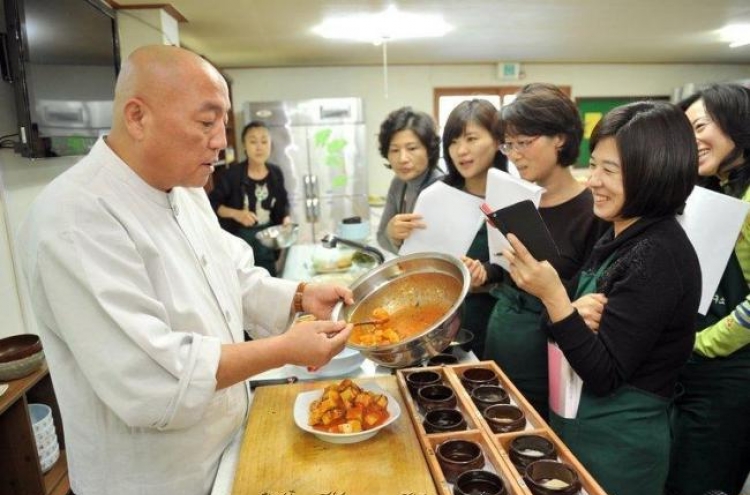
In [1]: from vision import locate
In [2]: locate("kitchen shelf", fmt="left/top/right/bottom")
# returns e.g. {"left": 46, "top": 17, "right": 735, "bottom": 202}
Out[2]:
{"left": 0, "top": 363, "right": 70, "bottom": 495}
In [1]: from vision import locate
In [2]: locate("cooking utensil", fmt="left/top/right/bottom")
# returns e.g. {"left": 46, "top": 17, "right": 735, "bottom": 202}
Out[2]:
{"left": 248, "top": 376, "right": 298, "bottom": 390}
{"left": 255, "top": 223, "right": 299, "bottom": 250}
{"left": 332, "top": 252, "right": 470, "bottom": 368}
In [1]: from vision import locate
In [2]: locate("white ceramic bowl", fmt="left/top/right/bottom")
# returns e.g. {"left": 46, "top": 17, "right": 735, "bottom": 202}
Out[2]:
{"left": 289, "top": 347, "right": 365, "bottom": 379}
{"left": 28, "top": 403, "right": 53, "bottom": 436}
{"left": 293, "top": 383, "right": 401, "bottom": 444}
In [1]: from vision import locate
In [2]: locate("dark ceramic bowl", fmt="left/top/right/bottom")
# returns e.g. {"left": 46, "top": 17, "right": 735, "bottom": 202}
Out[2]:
{"left": 470, "top": 385, "right": 510, "bottom": 413}
{"left": 460, "top": 367, "right": 499, "bottom": 392}
{"left": 447, "top": 328, "right": 474, "bottom": 354}
{"left": 524, "top": 460, "right": 582, "bottom": 495}
{"left": 509, "top": 435, "right": 557, "bottom": 470}
{"left": 436, "top": 439, "right": 485, "bottom": 483}
{"left": 426, "top": 353, "right": 459, "bottom": 366}
{"left": 483, "top": 404, "right": 526, "bottom": 434}
{"left": 405, "top": 370, "right": 442, "bottom": 397}
{"left": 417, "top": 384, "right": 457, "bottom": 413}
{"left": 0, "top": 334, "right": 42, "bottom": 363}
{"left": 423, "top": 408, "right": 467, "bottom": 434}
{"left": 454, "top": 469, "right": 507, "bottom": 495}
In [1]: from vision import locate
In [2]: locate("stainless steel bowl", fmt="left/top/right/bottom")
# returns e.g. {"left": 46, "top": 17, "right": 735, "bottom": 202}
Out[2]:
{"left": 255, "top": 223, "right": 299, "bottom": 249}
{"left": 332, "top": 252, "right": 470, "bottom": 368}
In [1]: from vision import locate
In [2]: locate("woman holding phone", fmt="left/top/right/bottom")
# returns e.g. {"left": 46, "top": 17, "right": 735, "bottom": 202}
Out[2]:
{"left": 503, "top": 101, "right": 701, "bottom": 495}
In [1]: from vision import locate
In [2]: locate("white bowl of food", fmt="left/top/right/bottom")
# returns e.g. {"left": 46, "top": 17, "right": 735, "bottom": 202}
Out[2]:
{"left": 293, "top": 380, "right": 400, "bottom": 444}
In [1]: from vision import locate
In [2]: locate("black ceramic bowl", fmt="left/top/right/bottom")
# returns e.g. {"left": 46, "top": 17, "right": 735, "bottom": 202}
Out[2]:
{"left": 405, "top": 370, "right": 442, "bottom": 397}
{"left": 460, "top": 367, "right": 499, "bottom": 392}
{"left": 509, "top": 435, "right": 557, "bottom": 470}
{"left": 524, "top": 460, "right": 582, "bottom": 495}
{"left": 417, "top": 384, "right": 457, "bottom": 413}
{"left": 470, "top": 385, "right": 510, "bottom": 413}
{"left": 447, "top": 328, "right": 474, "bottom": 354}
{"left": 436, "top": 439, "right": 485, "bottom": 483}
{"left": 483, "top": 404, "right": 526, "bottom": 434}
{"left": 426, "top": 353, "right": 459, "bottom": 366}
{"left": 454, "top": 469, "right": 507, "bottom": 495}
{"left": 423, "top": 408, "right": 467, "bottom": 434}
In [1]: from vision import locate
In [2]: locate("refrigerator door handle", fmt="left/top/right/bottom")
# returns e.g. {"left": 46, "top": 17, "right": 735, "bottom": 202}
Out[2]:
{"left": 303, "top": 174, "right": 319, "bottom": 199}
{"left": 305, "top": 197, "right": 319, "bottom": 222}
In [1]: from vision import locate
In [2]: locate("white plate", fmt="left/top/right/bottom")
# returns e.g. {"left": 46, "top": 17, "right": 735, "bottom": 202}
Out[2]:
{"left": 293, "top": 383, "right": 401, "bottom": 444}
{"left": 289, "top": 347, "right": 365, "bottom": 379}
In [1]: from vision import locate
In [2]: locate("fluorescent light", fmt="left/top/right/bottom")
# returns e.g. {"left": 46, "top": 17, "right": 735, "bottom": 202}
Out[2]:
{"left": 719, "top": 24, "right": 750, "bottom": 48}
{"left": 312, "top": 5, "right": 452, "bottom": 43}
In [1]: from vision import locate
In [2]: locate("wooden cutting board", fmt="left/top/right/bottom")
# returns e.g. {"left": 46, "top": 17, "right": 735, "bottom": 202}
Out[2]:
{"left": 232, "top": 375, "right": 438, "bottom": 495}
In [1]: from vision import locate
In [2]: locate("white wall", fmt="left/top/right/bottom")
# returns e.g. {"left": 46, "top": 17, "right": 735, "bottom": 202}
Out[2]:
{"left": 1, "top": 46, "right": 748, "bottom": 338}
{"left": 226, "top": 63, "right": 750, "bottom": 195}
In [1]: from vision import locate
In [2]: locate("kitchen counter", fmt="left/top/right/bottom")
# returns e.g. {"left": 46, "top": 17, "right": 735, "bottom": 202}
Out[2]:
{"left": 211, "top": 348, "right": 476, "bottom": 495}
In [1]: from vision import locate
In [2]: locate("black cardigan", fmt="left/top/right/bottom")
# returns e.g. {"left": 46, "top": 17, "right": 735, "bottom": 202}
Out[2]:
{"left": 208, "top": 160, "right": 289, "bottom": 235}
{"left": 547, "top": 216, "right": 702, "bottom": 398}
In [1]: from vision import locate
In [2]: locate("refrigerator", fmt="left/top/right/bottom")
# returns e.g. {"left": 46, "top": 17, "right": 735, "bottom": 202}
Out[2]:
{"left": 242, "top": 97, "right": 369, "bottom": 244}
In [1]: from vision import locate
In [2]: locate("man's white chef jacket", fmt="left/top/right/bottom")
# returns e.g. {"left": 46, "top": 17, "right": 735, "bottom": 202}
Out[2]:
{"left": 17, "top": 138, "right": 298, "bottom": 495}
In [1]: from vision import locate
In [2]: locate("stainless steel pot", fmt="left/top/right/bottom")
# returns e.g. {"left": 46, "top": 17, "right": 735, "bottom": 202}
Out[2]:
{"left": 332, "top": 252, "right": 470, "bottom": 368}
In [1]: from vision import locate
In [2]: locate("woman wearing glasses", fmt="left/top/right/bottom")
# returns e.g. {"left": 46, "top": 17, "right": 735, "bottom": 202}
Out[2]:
{"left": 376, "top": 107, "right": 443, "bottom": 254}
{"left": 483, "top": 83, "right": 604, "bottom": 419}
{"left": 667, "top": 83, "right": 750, "bottom": 495}
{"left": 504, "top": 101, "right": 700, "bottom": 495}
{"left": 442, "top": 99, "right": 508, "bottom": 358}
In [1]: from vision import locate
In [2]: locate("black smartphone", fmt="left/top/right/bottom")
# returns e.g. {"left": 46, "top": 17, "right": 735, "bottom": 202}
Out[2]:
{"left": 481, "top": 200, "right": 560, "bottom": 261}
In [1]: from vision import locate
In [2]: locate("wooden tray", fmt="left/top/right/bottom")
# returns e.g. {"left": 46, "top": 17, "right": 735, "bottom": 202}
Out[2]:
{"left": 396, "top": 361, "right": 608, "bottom": 495}
{"left": 232, "top": 375, "right": 438, "bottom": 495}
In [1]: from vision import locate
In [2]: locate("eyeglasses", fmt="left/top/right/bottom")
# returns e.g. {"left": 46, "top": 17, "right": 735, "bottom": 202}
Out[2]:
{"left": 499, "top": 136, "right": 540, "bottom": 155}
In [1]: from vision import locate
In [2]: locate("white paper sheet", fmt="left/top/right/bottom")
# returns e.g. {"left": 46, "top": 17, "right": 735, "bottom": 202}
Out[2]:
{"left": 547, "top": 341, "right": 583, "bottom": 419}
{"left": 399, "top": 181, "right": 485, "bottom": 258}
{"left": 677, "top": 186, "right": 750, "bottom": 314}
{"left": 484, "top": 169, "right": 545, "bottom": 270}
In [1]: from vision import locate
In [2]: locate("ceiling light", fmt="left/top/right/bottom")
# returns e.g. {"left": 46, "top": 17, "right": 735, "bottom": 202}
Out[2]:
{"left": 312, "top": 5, "right": 453, "bottom": 43}
{"left": 719, "top": 24, "right": 750, "bottom": 48}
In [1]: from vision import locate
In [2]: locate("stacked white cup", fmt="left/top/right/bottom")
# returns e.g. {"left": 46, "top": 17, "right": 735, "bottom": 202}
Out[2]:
{"left": 28, "top": 403, "right": 60, "bottom": 473}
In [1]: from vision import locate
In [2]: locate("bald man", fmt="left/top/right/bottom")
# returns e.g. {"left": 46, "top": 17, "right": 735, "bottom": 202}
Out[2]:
{"left": 17, "top": 45, "right": 353, "bottom": 495}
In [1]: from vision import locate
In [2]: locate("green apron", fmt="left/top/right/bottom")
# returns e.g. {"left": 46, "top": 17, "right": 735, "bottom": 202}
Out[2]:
{"left": 237, "top": 224, "right": 278, "bottom": 276}
{"left": 462, "top": 224, "right": 495, "bottom": 359}
{"left": 667, "top": 252, "right": 750, "bottom": 495}
{"left": 550, "top": 256, "right": 671, "bottom": 495}
{"left": 484, "top": 284, "right": 548, "bottom": 420}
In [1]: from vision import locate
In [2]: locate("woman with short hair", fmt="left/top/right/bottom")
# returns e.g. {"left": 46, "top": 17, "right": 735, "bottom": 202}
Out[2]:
{"left": 503, "top": 101, "right": 701, "bottom": 495}
{"left": 375, "top": 107, "right": 443, "bottom": 254}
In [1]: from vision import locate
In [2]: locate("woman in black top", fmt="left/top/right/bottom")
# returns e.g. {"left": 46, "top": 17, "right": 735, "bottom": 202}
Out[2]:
{"left": 209, "top": 121, "right": 290, "bottom": 276}
{"left": 503, "top": 101, "right": 701, "bottom": 495}
{"left": 482, "top": 83, "right": 603, "bottom": 420}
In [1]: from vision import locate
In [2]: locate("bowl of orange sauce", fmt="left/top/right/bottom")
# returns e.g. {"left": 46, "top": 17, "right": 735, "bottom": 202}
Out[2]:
{"left": 332, "top": 252, "right": 470, "bottom": 368}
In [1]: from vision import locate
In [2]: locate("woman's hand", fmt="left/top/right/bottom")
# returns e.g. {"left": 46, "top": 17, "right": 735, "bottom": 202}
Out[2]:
{"left": 282, "top": 320, "right": 353, "bottom": 368}
{"left": 572, "top": 293, "right": 608, "bottom": 332}
{"left": 462, "top": 256, "right": 487, "bottom": 288}
{"left": 503, "top": 234, "right": 573, "bottom": 322}
{"left": 300, "top": 283, "right": 354, "bottom": 320}
{"left": 386, "top": 213, "right": 426, "bottom": 245}
{"left": 233, "top": 208, "right": 258, "bottom": 227}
